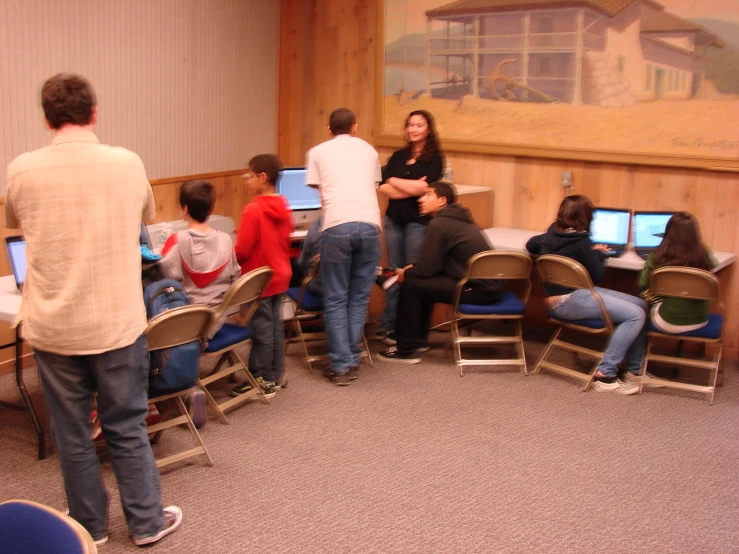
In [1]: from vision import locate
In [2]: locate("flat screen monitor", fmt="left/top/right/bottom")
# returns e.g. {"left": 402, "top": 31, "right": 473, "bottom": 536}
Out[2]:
{"left": 633, "top": 211, "right": 673, "bottom": 249}
{"left": 277, "top": 168, "right": 322, "bottom": 227}
{"left": 5, "top": 236, "right": 27, "bottom": 290}
{"left": 591, "top": 208, "right": 631, "bottom": 247}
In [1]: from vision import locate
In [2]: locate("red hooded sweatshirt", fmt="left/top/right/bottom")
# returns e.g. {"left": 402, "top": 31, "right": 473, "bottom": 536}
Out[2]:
{"left": 235, "top": 195, "right": 294, "bottom": 297}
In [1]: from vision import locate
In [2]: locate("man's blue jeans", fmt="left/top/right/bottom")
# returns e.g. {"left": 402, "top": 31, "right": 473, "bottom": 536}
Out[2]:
{"left": 550, "top": 287, "right": 647, "bottom": 378}
{"left": 34, "top": 334, "right": 164, "bottom": 540}
{"left": 380, "top": 216, "right": 426, "bottom": 331}
{"left": 321, "top": 222, "right": 381, "bottom": 372}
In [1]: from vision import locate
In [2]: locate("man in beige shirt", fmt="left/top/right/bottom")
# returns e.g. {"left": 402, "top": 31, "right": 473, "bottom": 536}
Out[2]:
{"left": 5, "top": 73, "right": 180, "bottom": 547}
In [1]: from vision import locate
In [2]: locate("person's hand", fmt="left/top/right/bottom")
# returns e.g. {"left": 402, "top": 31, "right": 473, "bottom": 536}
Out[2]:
{"left": 419, "top": 176, "right": 427, "bottom": 181}
{"left": 593, "top": 244, "right": 609, "bottom": 252}
{"left": 396, "top": 264, "right": 413, "bottom": 284}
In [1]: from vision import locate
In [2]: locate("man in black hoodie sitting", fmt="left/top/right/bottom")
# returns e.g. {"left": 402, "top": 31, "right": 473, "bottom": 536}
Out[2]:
{"left": 378, "top": 182, "right": 503, "bottom": 363}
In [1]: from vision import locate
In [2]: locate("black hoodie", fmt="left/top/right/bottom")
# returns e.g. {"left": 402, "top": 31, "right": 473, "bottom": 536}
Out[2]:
{"left": 526, "top": 223, "right": 605, "bottom": 296}
{"left": 406, "top": 203, "right": 503, "bottom": 297}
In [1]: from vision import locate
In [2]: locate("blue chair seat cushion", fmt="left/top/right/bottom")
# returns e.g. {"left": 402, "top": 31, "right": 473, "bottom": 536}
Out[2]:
{"left": 287, "top": 287, "right": 324, "bottom": 312}
{"left": 648, "top": 313, "right": 723, "bottom": 339}
{"left": 205, "top": 323, "right": 253, "bottom": 353}
{"left": 549, "top": 311, "right": 606, "bottom": 330}
{"left": 0, "top": 501, "right": 87, "bottom": 554}
{"left": 458, "top": 291, "right": 525, "bottom": 316}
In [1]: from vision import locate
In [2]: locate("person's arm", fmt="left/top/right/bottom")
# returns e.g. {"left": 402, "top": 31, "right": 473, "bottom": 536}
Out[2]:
{"left": 142, "top": 183, "right": 156, "bottom": 223}
{"left": 234, "top": 205, "right": 259, "bottom": 264}
{"left": 406, "top": 224, "right": 446, "bottom": 279}
{"left": 378, "top": 183, "right": 409, "bottom": 199}
{"left": 525, "top": 234, "right": 545, "bottom": 255}
{"left": 386, "top": 177, "right": 428, "bottom": 197}
{"left": 159, "top": 237, "right": 183, "bottom": 282}
{"left": 638, "top": 255, "right": 655, "bottom": 290}
{"left": 306, "top": 151, "right": 320, "bottom": 189}
{"left": 579, "top": 241, "right": 606, "bottom": 284}
{"left": 228, "top": 251, "right": 241, "bottom": 283}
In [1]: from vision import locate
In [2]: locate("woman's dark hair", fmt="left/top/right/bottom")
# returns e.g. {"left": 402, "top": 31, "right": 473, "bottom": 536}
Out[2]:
{"left": 654, "top": 211, "right": 711, "bottom": 270}
{"left": 555, "top": 194, "right": 593, "bottom": 232}
{"left": 404, "top": 110, "right": 441, "bottom": 163}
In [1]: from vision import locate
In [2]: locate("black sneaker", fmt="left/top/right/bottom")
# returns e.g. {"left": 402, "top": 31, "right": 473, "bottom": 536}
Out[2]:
{"left": 229, "top": 377, "right": 276, "bottom": 399}
{"left": 347, "top": 366, "right": 360, "bottom": 380}
{"left": 374, "top": 328, "right": 390, "bottom": 341}
{"left": 377, "top": 346, "right": 421, "bottom": 364}
{"left": 383, "top": 332, "right": 397, "bottom": 346}
{"left": 323, "top": 369, "right": 353, "bottom": 386}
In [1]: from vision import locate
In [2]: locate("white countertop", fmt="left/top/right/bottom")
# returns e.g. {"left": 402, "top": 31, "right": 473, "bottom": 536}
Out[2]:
{"left": 484, "top": 227, "right": 736, "bottom": 273}
{"left": 0, "top": 275, "right": 22, "bottom": 323}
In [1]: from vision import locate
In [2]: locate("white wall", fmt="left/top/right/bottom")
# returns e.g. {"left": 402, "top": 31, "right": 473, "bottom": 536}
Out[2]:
{"left": 0, "top": 0, "right": 280, "bottom": 193}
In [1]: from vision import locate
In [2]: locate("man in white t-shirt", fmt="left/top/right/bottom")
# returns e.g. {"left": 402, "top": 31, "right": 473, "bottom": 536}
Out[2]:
{"left": 306, "top": 108, "right": 382, "bottom": 385}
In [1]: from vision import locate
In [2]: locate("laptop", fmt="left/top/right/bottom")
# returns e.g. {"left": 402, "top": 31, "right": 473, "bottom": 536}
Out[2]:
{"left": 633, "top": 211, "right": 673, "bottom": 260}
{"left": 5, "top": 236, "right": 27, "bottom": 291}
{"left": 590, "top": 207, "right": 631, "bottom": 258}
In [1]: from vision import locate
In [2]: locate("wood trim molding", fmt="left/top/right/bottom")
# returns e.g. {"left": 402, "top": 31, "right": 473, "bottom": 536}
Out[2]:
{"left": 148, "top": 168, "right": 247, "bottom": 186}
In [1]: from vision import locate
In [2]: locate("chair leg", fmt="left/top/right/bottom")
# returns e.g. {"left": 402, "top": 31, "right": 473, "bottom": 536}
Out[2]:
{"left": 196, "top": 378, "right": 229, "bottom": 425}
{"left": 451, "top": 319, "right": 463, "bottom": 376}
{"left": 175, "top": 396, "right": 213, "bottom": 466}
{"left": 709, "top": 344, "right": 722, "bottom": 405}
{"left": 581, "top": 359, "right": 601, "bottom": 392}
{"left": 515, "top": 320, "right": 527, "bottom": 376}
{"left": 362, "top": 333, "right": 373, "bottom": 366}
{"left": 532, "top": 328, "right": 561, "bottom": 374}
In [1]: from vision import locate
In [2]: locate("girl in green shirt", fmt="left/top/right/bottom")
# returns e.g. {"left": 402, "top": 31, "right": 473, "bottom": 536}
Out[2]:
{"left": 638, "top": 212, "right": 717, "bottom": 334}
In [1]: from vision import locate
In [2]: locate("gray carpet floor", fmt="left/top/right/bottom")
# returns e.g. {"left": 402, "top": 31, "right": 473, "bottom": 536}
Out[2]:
{"left": 1, "top": 325, "right": 738, "bottom": 553}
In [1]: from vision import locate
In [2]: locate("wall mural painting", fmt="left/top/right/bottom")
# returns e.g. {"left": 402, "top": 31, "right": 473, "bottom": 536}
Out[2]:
{"left": 378, "top": 0, "right": 739, "bottom": 169}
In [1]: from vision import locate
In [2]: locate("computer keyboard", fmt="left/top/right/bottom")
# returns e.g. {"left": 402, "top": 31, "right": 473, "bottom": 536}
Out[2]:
{"left": 602, "top": 249, "right": 625, "bottom": 258}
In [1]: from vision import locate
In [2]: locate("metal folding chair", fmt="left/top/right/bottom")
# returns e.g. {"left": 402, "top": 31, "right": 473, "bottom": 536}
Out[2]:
{"left": 146, "top": 304, "right": 215, "bottom": 468}
{"left": 640, "top": 266, "right": 724, "bottom": 404}
{"left": 531, "top": 254, "right": 614, "bottom": 391}
{"left": 197, "top": 267, "right": 274, "bottom": 424}
{"left": 451, "top": 251, "right": 532, "bottom": 376}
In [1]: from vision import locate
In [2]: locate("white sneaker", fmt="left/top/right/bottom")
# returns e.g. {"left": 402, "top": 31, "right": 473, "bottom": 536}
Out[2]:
{"left": 592, "top": 379, "right": 639, "bottom": 395}
{"left": 133, "top": 506, "right": 182, "bottom": 546}
{"left": 623, "top": 371, "right": 666, "bottom": 388}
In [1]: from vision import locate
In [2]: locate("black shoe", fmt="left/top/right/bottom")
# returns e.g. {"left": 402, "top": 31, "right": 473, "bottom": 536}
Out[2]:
{"left": 377, "top": 346, "right": 421, "bottom": 364}
{"left": 383, "top": 332, "right": 397, "bottom": 346}
{"left": 323, "top": 369, "right": 353, "bottom": 386}
{"left": 348, "top": 366, "right": 360, "bottom": 380}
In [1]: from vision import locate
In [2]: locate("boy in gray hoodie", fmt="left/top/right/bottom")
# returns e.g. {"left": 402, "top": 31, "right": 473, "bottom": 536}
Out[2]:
{"left": 160, "top": 179, "right": 241, "bottom": 337}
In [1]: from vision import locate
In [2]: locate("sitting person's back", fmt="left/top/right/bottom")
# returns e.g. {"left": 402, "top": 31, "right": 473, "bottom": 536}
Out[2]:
{"left": 297, "top": 215, "right": 324, "bottom": 297}
{"left": 159, "top": 180, "right": 240, "bottom": 335}
{"left": 638, "top": 211, "right": 717, "bottom": 333}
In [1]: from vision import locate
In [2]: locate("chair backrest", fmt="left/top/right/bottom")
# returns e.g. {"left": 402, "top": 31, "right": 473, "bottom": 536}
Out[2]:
{"left": 536, "top": 254, "right": 595, "bottom": 291}
{"left": 0, "top": 499, "right": 97, "bottom": 554}
{"left": 302, "top": 254, "right": 321, "bottom": 288}
{"left": 146, "top": 304, "right": 215, "bottom": 352}
{"left": 536, "top": 254, "right": 613, "bottom": 331}
{"left": 460, "top": 250, "right": 533, "bottom": 304}
{"left": 214, "top": 266, "right": 274, "bottom": 325}
{"left": 650, "top": 266, "right": 721, "bottom": 304}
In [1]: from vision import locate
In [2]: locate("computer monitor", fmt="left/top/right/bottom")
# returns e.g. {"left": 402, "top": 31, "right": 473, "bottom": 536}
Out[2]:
{"left": 277, "top": 167, "right": 322, "bottom": 227}
{"left": 591, "top": 208, "right": 631, "bottom": 247}
{"left": 5, "top": 236, "right": 27, "bottom": 290}
{"left": 633, "top": 211, "right": 674, "bottom": 249}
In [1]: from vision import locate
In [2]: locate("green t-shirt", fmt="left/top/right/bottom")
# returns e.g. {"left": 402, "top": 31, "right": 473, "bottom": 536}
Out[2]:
{"left": 638, "top": 248, "right": 718, "bottom": 326}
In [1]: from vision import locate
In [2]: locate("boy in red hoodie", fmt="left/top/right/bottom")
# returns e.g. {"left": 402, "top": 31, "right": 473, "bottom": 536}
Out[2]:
{"left": 231, "top": 154, "right": 294, "bottom": 397}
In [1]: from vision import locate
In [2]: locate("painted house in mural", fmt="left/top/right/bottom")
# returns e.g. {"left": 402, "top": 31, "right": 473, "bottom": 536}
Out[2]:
{"left": 424, "top": 0, "right": 724, "bottom": 105}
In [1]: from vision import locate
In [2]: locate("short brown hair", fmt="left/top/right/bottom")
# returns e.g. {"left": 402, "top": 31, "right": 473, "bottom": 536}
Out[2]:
{"left": 429, "top": 181, "right": 456, "bottom": 206}
{"left": 555, "top": 194, "right": 594, "bottom": 232}
{"left": 249, "top": 154, "right": 284, "bottom": 186}
{"left": 180, "top": 180, "right": 216, "bottom": 223}
{"left": 41, "top": 73, "right": 97, "bottom": 129}
{"left": 329, "top": 108, "right": 356, "bottom": 135}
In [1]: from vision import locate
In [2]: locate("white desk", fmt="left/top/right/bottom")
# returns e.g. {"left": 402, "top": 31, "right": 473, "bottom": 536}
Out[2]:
{"left": 484, "top": 227, "right": 736, "bottom": 272}
{"left": 0, "top": 275, "right": 22, "bottom": 323}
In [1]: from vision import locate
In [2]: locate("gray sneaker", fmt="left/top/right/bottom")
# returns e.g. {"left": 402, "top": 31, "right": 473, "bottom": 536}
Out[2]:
{"left": 133, "top": 506, "right": 182, "bottom": 546}
{"left": 623, "top": 371, "right": 666, "bottom": 388}
{"left": 187, "top": 389, "right": 207, "bottom": 429}
{"left": 592, "top": 378, "right": 639, "bottom": 395}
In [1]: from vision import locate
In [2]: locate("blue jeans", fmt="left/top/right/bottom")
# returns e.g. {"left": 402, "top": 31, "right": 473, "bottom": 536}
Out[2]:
{"left": 34, "top": 335, "right": 164, "bottom": 540}
{"left": 551, "top": 287, "right": 647, "bottom": 378}
{"left": 321, "top": 222, "right": 381, "bottom": 372}
{"left": 248, "top": 293, "right": 286, "bottom": 383}
{"left": 380, "top": 216, "right": 427, "bottom": 331}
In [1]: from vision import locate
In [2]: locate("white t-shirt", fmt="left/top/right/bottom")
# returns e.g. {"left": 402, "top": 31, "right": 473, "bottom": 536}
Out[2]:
{"left": 306, "top": 134, "right": 382, "bottom": 231}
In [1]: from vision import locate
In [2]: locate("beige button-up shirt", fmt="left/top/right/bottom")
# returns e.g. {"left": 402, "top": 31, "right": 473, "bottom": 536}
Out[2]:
{"left": 5, "top": 128, "right": 155, "bottom": 355}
